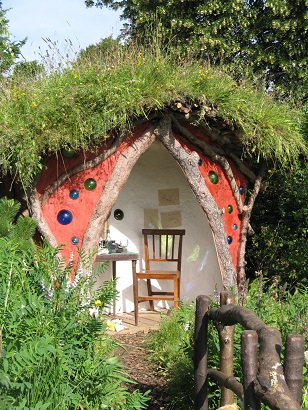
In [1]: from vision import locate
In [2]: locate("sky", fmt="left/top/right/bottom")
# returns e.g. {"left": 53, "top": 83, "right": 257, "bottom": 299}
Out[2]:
{"left": 3, "top": 0, "right": 123, "bottom": 62}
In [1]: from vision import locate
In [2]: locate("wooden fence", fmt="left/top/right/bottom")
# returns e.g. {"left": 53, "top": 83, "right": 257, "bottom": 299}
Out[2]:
{"left": 194, "top": 292, "right": 305, "bottom": 410}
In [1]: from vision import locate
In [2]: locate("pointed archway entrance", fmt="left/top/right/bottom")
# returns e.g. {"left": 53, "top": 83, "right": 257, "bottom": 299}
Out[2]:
{"left": 30, "top": 114, "right": 247, "bottom": 306}
{"left": 94, "top": 138, "right": 223, "bottom": 313}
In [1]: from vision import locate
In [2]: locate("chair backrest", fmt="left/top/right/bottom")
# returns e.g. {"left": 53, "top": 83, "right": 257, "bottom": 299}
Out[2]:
{"left": 142, "top": 229, "right": 185, "bottom": 271}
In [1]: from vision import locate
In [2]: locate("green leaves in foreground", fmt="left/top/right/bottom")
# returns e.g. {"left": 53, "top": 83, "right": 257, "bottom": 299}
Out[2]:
{"left": 0, "top": 197, "right": 149, "bottom": 409}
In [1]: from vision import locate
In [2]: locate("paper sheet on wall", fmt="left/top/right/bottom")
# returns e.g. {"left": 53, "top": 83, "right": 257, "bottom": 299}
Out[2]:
{"left": 144, "top": 209, "right": 159, "bottom": 228}
{"left": 160, "top": 211, "right": 182, "bottom": 228}
{"left": 158, "top": 188, "right": 180, "bottom": 206}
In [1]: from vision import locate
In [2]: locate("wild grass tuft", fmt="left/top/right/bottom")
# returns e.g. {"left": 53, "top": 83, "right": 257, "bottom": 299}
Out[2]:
{"left": 0, "top": 37, "right": 306, "bottom": 187}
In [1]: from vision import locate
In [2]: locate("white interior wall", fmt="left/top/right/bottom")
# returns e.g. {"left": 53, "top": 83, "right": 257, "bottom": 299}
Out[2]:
{"left": 94, "top": 139, "right": 223, "bottom": 313}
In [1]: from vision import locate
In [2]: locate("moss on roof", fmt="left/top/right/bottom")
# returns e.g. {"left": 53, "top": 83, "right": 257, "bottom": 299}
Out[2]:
{"left": 0, "top": 41, "right": 306, "bottom": 187}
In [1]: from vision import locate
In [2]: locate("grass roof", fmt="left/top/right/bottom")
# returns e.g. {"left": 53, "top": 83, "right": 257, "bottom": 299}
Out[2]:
{"left": 0, "top": 40, "right": 306, "bottom": 187}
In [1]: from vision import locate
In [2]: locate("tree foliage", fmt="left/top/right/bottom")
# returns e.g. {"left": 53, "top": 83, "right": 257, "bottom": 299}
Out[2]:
{"left": 11, "top": 60, "right": 45, "bottom": 81}
{"left": 246, "top": 162, "right": 308, "bottom": 287}
{"left": 86, "top": 0, "right": 308, "bottom": 103}
{"left": 246, "top": 99, "right": 308, "bottom": 287}
{"left": 76, "top": 35, "right": 121, "bottom": 63}
{"left": 0, "top": 6, "right": 26, "bottom": 75}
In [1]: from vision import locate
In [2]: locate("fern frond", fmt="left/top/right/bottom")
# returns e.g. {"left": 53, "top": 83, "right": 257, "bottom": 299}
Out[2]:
{"left": 8, "top": 215, "right": 37, "bottom": 245}
{"left": 0, "top": 198, "right": 20, "bottom": 237}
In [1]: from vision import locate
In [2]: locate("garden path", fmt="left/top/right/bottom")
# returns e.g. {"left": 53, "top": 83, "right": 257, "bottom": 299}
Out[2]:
{"left": 109, "top": 311, "right": 171, "bottom": 409}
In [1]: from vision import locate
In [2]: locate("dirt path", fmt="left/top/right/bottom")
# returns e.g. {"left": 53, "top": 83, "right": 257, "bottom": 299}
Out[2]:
{"left": 113, "top": 331, "right": 171, "bottom": 409}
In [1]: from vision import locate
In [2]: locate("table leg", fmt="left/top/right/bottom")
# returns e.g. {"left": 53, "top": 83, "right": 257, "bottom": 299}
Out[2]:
{"left": 132, "top": 259, "right": 138, "bottom": 326}
{"left": 112, "top": 261, "right": 116, "bottom": 317}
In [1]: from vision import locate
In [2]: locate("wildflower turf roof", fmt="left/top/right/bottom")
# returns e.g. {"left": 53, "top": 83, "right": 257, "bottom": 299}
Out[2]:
{"left": 0, "top": 43, "right": 306, "bottom": 189}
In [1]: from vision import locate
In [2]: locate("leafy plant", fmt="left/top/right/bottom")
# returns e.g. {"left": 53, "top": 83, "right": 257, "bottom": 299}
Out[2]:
{"left": 0, "top": 197, "right": 149, "bottom": 409}
{"left": 11, "top": 60, "right": 45, "bottom": 81}
{"left": 0, "top": 6, "right": 26, "bottom": 75}
{"left": 246, "top": 161, "right": 308, "bottom": 287}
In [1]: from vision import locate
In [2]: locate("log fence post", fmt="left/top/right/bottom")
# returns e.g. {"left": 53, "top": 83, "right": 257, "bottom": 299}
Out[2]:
{"left": 241, "top": 330, "right": 261, "bottom": 410}
{"left": 194, "top": 294, "right": 304, "bottom": 409}
{"left": 219, "top": 291, "right": 235, "bottom": 406}
{"left": 283, "top": 334, "right": 305, "bottom": 404}
{"left": 194, "top": 295, "right": 211, "bottom": 410}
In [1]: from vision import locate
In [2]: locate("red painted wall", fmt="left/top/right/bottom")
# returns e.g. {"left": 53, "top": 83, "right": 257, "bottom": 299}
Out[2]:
{"left": 37, "top": 122, "right": 246, "bottom": 269}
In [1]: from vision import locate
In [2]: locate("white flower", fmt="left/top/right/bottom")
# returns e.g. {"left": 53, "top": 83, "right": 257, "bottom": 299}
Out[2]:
{"left": 183, "top": 323, "right": 189, "bottom": 332}
{"left": 89, "top": 307, "right": 99, "bottom": 318}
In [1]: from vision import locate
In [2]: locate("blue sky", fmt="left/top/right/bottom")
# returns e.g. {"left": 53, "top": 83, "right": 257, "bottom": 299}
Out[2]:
{"left": 3, "top": 0, "right": 123, "bottom": 62}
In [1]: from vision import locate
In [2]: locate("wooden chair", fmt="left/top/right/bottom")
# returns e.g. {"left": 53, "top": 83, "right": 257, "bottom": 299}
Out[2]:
{"left": 134, "top": 229, "right": 185, "bottom": 325}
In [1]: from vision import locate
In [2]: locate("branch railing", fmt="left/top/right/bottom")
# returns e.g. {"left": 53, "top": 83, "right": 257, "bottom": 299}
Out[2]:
{"left": 194, "top": 292, "right": 305, "bottom": 410}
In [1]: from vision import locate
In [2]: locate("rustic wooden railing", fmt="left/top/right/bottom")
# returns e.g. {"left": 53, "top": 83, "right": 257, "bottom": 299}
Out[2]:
{"left": 194, "top": 292, "right": 305, "bottom": 410}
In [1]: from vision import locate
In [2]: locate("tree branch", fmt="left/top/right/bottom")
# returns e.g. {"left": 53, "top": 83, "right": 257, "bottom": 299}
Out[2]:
{"left": 170, "top": 114, "right": 244, "bottom": 214}
{"left": 209, "top": 304, "right": 266, "bottom": 330}
{"left": 157, "top": 115, "right": 237, "bottom": 290}
{"left": 29, "top": 188, "right": 59, "bottom": 249}
{"left": 207, "top": 368, "right": 244, "bottom": 400}
{"left": 237, "top": 162, "right": 266, "bottom": 290}
{"left": 198, "top": 120, "right": 257, "bottom": 183}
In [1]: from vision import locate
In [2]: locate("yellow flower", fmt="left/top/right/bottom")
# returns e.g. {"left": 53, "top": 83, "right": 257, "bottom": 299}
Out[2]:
{"left": 106, "top": 321, "right": 115, "bottom": 331}
{"left": 94, "top": 299, "right": 102, "bottom": 307}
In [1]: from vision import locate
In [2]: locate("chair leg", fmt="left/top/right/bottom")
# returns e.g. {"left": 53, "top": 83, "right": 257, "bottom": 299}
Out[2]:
{"left": 174, "top": 276, "right": 180, "bottom": 310}
{"left": 132, "top": 262, "right": 138, "bottom": 326}
{"left": 135, "top": 280, "right": 139, "bottom": 326}
{"left": 146, "top": 279, "right": 154, "bottom": 311}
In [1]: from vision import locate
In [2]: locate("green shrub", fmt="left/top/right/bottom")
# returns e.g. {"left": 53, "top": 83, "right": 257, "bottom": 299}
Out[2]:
{"left": 147, "top": 280, "right": 308, "bottom": 409}
{"left": 246, "top": 162, "right": 308, "bottom": 288}
{"left": 0, "top": 197, "right": 149, "bottom": 409}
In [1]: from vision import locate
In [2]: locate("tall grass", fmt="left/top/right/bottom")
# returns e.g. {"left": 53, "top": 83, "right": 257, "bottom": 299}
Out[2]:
{"left": 0, "top": 36, "right": 306, "bottom": 187}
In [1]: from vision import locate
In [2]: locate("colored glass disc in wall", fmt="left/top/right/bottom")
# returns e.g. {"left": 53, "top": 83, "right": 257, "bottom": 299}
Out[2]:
{"left": 227, "top": 205, "right": 233, "bottom": 213}
{"left": 232, "top": 224, "right": 238, "bottom": 230}
{"left": 84, "top": 178, "right": 97, "bottom": 191}
{"left": 239, "top": 185, "right": 245, "bottom": 195}
{"left": 62, "top": 148, "right": 75, "bottom": 158}
{"left": 198, "top": 159, "right": 202, "bottom": 166}
{"left": 57, "top": 209, "right": 73, "bottom": 225}
{"left": 71, "top": 236, "right": 79, "bottom": 245}
{"left": 69, "top": 189, "right": 79, "bottom": 200}
{"left": 114, "top": 209, "right": 124, "bottom": 220}
{"left": 208, "top": 171, "right": 219, "bottom": 184}
{"left": 227, "top": 236, "right": 232, "bottom": 244}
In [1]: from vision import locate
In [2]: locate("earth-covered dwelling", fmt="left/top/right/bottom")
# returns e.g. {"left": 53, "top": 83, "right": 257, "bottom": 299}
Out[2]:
{"left": 32, "top": 110, "right": 247, "bottom": 313}
{"left": 1, "top": 46, "right": 305, "bottom": 313}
